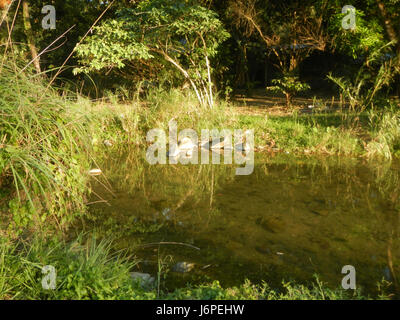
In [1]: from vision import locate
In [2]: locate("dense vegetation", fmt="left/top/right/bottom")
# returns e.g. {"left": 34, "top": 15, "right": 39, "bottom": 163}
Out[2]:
{"left": 0, "top": 0, "right": 399, "bottom": 300}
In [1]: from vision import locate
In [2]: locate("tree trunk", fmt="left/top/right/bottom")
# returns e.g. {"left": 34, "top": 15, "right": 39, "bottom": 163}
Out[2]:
{"left": 264, "top": 59, "right": 268, "bottom": 87}
{"left": 376, "top": 0, "right": 400, "bottom": 96}
{"left": 22, "top": 0, "right": 41, "bottom": 74}
{"left": 234, "top": 40, "right": 250, "bottom": 93}
{"left": 285, "top": 92, "right": 292, "bottom": 108}
{"left": 376, "top": 0, "right": 399, "bottom": 49}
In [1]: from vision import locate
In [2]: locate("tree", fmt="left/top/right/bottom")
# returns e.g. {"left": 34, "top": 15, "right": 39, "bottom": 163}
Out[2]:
{"left": 375, "top": 0, "right": 400, "bottom": 95}
{"left": 266, "top": 75, "right": 310, "bottom": 108}
{"left": 375, "top": 0, "right": 400, "bottom": 55}
{"left": 22, "top": 0, "right": 41, "bottom": 73}
{"left": 326, "top": 1, "right": 399, "bottom": 108}
{"left": 228, "top": 0, "right": 329, "bottom": 107}
{"left": 328, "top": 4, "right": 385, "bottom": 59}
{"left": 230, "top": 0, "right": 328, "bottom": 75}
{"left": 74, "top": 0, "right": 230, "bottom": 108}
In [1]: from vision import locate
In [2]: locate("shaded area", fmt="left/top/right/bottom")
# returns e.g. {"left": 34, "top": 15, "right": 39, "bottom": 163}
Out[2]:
{"left": 232, "top": 89, "right": 349, "bottom": 116}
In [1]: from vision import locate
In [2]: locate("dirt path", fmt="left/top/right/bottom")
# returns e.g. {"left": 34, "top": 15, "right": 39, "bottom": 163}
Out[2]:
{"left": 232, "top": 89, "right": 345, "bottom": 116}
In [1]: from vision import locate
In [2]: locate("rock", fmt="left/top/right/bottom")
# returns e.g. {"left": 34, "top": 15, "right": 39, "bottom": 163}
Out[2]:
{"left": 178, "top": 137, "right": 197, "bottom": 150}
{"left": 161, "top": 208, "right": 172, "bottom": 220}
{"left": 308, "top": 199, "right": 330, "bottom": 216}
{"left": 172, "top": 262, "right": 195, "bottom": 273}
{"left": 103, "top": 139, "right": 113, "bottom": 147}
{"left": 255, "top": 246, "right": 272, "bottom": 255}
{"left": 130, "top": 272, "right": 155, "bottom": 288}
{"left": 256, "top": 216, "right": 285, "bottom": 233}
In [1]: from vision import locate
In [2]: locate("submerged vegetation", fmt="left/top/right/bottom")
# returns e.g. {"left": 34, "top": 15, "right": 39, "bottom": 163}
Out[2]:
{"left": 1, "top": 0, "right": 400, "bottom": 300}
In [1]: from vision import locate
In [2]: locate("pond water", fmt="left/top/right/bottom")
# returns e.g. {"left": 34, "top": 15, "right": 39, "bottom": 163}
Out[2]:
{"left": 87, "top": 150, "right": 400, "bottom": 296}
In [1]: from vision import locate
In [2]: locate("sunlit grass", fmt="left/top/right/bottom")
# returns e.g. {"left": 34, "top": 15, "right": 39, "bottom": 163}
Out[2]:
{"left": 236, "top": 107, "right": 400, "bottom": 159}
{"left": 0, "top": 236, "right": 391, "bottom": 300}
{"left": 0, "top": 235, "right": 139, "bottom": 300}
{"left": 0, "top": 62, "right": 94, "bottom": 234}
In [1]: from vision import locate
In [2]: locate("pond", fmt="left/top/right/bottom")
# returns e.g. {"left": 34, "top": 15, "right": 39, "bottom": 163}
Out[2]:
{"left": 87, "top": 150, "right": 400, "bottom": 296}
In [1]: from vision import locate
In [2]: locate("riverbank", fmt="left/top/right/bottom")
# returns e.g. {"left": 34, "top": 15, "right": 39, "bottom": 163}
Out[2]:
{"left": 1, "top": 65, "right": 399, "bottom": 299}
{"left": 0, "top": 236, "right": 391, "bottom": 300}
{"left": 76, "top": 88, "right": 400, "bottom": 161}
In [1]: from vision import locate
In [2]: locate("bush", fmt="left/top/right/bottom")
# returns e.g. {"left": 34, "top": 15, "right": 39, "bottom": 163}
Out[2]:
{"left": 266, "top": 75, "right": 310, "bottom": 108}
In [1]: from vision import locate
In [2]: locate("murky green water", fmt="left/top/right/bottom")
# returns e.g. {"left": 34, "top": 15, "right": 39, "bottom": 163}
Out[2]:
{"left": 88, "top": 150, "right": 400, "bottom": 295}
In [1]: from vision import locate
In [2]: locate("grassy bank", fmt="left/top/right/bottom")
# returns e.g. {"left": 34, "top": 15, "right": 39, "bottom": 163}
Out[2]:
{"left": 237, "top": 107, "right": 400, "bottom": 159}
{"left": 0, "top": 236, "right": 391, "bottom": 300}
{"left": 0, "top": 63, "right": 93, "bottom": 235}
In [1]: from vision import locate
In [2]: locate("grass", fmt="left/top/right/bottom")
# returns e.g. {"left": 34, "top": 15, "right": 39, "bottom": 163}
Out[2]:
{"left": 0, "top": 63, "right": 93, "bottom": 235}
{"left": 1, "top": 60, "right": 400, "bottom": 300}
{"left": 365, "top": 109, "right": 400, "bottom": 159}
{"left": 236, "top": 106, "right": 400, "bottom": 159}
{"left": 0, "top": 235, "right": 142, "bottom": 300}
{"left": 87, "top": 87, "right": 400, "bottom": 163}
{"left": 0, "top": 236, "right": 392, "bottom": 300}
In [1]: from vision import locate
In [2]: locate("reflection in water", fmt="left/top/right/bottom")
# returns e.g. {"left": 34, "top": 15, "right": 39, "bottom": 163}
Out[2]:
{"left": 86, "top": 149, "right": 400, "bottom": 296}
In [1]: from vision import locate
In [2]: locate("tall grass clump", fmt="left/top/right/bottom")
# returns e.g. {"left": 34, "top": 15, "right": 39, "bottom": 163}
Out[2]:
{"left": 143, "top": 87, "right": 236, "bottom": 132}
{"left": 0, "top": 62, "right": 93, "bottom": 234}
{"left": 0, "top": 236, "right": 148, "bottom": 300}
{"left": 366, "top": 108, "right": 400, "bottom": 159}
{"left": 71, "top": 86, "right": 235, "bottom": 154}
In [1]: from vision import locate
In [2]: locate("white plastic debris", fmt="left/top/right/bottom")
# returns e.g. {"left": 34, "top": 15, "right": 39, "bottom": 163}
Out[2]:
{"left": 88, "top": 168, "right": 102, "bottom": 176}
